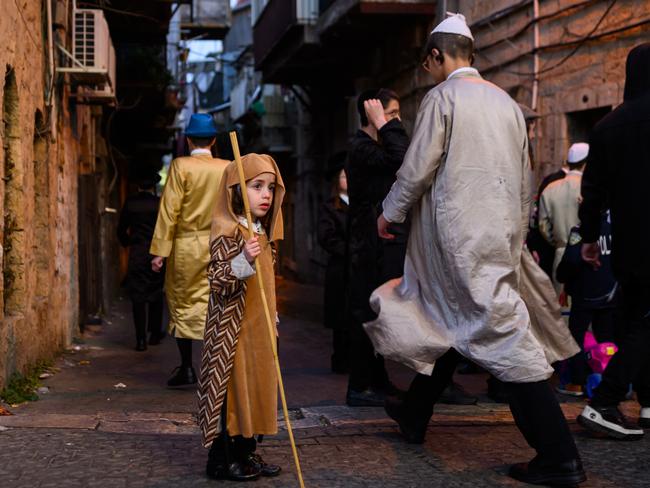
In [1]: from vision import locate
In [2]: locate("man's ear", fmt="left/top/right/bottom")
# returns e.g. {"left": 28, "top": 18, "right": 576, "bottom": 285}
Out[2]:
{"left": 432, "top": 48, "right": 444, "bottom": 65}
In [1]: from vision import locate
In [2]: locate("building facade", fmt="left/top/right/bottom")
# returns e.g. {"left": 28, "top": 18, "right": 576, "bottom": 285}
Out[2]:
{"left": 250, "top": 0, "right": 649, "bottom": 282}
{"left": 0, "top": 0, "right": 97, "bottom": 387}
{"left": 466, "top": 0, "right": 650, "bottom": 179}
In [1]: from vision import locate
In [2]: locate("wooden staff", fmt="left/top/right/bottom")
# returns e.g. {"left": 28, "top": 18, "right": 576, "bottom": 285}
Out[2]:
{"left": 229, "top": 132, "right": 306, "bottom": 488}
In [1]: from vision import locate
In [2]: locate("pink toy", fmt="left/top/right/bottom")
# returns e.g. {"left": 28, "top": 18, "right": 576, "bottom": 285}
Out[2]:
{"left": 583, "top": 331, "right": 618, "bottom": 374}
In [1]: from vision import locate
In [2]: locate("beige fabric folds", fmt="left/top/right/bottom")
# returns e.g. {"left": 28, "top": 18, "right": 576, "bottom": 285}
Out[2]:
{"left": 367, "top": 70, "right": 559, "bottom": 383}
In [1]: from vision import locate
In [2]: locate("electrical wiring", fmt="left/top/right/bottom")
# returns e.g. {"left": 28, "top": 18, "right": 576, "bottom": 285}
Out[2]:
{"left": 76, "top": 2, "right": 166, "bottom": 24}
{"left": 480, "top": 0, "right": 625, "bottom": 77}
{"left": 476, "top": 0, "right": 594, "bottom": 53}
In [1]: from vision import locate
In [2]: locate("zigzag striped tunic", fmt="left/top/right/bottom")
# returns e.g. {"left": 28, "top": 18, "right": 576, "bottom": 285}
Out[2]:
{"left": 198, "top": 227, "right": 278, "bottom": 447}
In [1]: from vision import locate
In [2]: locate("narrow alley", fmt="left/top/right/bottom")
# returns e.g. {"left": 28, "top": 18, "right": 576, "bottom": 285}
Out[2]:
{"left": 0, "top": 280, "right": 648, "bottom": 487}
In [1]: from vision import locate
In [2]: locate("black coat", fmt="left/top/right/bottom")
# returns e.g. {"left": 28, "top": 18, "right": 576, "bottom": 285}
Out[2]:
{"left": 345, "top": 119, "right": 410, "bottom": 322}
{"left": 117, "top": 191, "right": 165, "bottom": 302}
{"left": 579, "top": 43, "right": 650, "bottom": 283}
{"left": 317, "top": 196, "right": 348, "bottom": 329}
{"left": 557, "top": 214, "right": 617, "bottom": 310}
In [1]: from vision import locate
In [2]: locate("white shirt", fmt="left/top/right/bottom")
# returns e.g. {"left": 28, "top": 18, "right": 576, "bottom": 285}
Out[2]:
{"left": 339, "top": 193, "right": 349, "bottom": 205}
{"left": 447, "top": 67, "right": 479, "bottom": 80}
{"left": 190, "top": 148, "right": 212, "bottom": 156}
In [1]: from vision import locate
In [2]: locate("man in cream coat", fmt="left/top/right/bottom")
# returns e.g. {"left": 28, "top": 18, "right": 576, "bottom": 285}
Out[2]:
{"left": 539, "top": 142, "right": 589, "bottom": 291}
{"left": 370, "top": 14, "right": 585, "bottom": 486}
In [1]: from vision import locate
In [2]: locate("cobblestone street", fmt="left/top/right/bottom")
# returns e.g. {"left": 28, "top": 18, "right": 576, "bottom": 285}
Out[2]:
{"left": 1, "top": 280, "right": 649, "bottom": 487}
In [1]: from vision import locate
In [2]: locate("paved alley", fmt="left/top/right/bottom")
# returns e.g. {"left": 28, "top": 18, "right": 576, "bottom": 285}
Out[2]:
{"left": 1, "top": 280, "right": 649, "bottom": 487}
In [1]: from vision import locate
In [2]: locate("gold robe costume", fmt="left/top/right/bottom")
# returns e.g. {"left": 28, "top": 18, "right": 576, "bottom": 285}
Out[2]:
{"left": 150, "top": 153, "right": 230, "bottom": 340}
{"left": 198, "top": 154, "right": 285, "bottom": 447}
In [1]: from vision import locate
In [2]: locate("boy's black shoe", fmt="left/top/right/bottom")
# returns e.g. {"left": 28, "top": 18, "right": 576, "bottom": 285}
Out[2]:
{"left": 508, "top": 458, "right": 586, "bottom": 486}
{"left": 346, "top": 387, "right": 385, "bottom": 407}
{"left": 384, "top": 396, "right": 426, "bottom": 444}
{"left": 206, "top": 461, "right": 261, "bottom": 481}
{"left": 246, "top": 453, "right": 281, "bottom": 477}
{"left": 166, "top": 366, "right": 197, "bottom": 388}
{"left": 578, "top": 405, "right": 644, "bottom": 440}
{"left": 135, "top": 339, "right": 147, "bottom": 352}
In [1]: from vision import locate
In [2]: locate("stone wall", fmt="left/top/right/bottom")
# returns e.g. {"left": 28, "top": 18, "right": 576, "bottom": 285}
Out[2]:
{"left": 461, "top": 0, "right": 650, "bottom": 180}
{"left": 0, "top": 0, "right": 97, "bottom": 388}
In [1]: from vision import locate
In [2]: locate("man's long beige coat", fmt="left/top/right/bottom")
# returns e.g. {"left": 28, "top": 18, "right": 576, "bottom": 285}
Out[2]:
{"left": 365, "top": 70, "right": 572, "bottom": 383}
{"left": 538, "top": 171, "right": 583, "bottom": 288}
{"left": 150, "top": 153, "right": 229, "bottom": 339}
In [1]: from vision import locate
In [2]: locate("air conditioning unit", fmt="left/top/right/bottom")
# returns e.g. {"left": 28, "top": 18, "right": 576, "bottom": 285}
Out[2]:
{"left": 57, "top": 8, "right": 116, "bottom": 102}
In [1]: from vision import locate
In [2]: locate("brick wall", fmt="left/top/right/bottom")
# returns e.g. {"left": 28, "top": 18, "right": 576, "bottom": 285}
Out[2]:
{"left": 0, "top": 0, "right": 101, "bottom": 387}
{"left": 461, "top": 0, "right": 650, "bottom": 180}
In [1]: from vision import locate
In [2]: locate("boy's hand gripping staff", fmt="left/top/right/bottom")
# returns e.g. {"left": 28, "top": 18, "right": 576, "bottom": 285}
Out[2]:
{"left": 229, "top": 132, "right": 306, "bottom": 488}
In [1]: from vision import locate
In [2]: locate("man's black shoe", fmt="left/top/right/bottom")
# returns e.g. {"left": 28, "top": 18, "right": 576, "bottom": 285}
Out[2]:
{"left": 346, "top": 387, "right": 385, "bottom": 407}
{"left": 246, "top": 453, "right": 281, "bottom": 477}
{"left": 135, "top": 339, "right": 147, "bottom": 352}
{"left": 166, "top": 366, "right": 197, "bottom": 388}
{"left": 578, "top": 405, "right": 644, "bottom": 440}
{"left": 439, "top": 381, "right": 477, "bottom": 405}
{"left": 384, "top": 396, "right": 426, "bottom": 444}
{"left": 206, "top": 461, "right": 261, "bottom": 481}
{"left": 509, "top": 458, "right": 586, "bottom": 486}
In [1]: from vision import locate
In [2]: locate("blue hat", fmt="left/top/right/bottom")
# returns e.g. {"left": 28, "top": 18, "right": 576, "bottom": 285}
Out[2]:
{"left": 185, "top": 113, "right": 217, "bottom": 138}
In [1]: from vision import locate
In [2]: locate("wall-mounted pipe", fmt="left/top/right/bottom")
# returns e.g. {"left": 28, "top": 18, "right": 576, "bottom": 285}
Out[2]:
{"left": 531, "top": 0, "right": 539, "bottom": 111}
{"left": 47, "top": 0, "right": 57, "bottom": 140}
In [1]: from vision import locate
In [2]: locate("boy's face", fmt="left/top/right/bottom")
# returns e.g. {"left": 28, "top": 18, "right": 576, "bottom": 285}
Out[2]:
{"left": 383, "top": 99, "right": 401, "bottom": 121}
{"left": 338, "top": 169, "right": 347, "bottom": 193}
{"left": 247, "top": 172, "right": 276, "bottom": 218}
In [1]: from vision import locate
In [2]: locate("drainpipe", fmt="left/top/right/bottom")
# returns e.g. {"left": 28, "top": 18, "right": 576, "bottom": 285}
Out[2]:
{"left": 46, "top": 0, "right": 57, "bottom": 140}
{"left": 531, "top": 0, "right": 540, "bottom": 111}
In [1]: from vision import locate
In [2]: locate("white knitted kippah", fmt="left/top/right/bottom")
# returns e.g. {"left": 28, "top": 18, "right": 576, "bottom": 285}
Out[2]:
{"left": 567, "top": 142, "right": 589, "bottom": 163}
{"left": 431, "top": 12, "right": 474, "bottom": 41}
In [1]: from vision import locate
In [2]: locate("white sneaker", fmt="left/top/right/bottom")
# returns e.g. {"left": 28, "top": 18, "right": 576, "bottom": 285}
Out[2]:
{"left": 578, "top": 405, "right": 644, "bottom": 439}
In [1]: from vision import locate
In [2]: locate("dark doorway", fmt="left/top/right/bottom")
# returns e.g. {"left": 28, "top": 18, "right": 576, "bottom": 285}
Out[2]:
{"left": 566, "top": 106, "right": 611, "bottom": 144}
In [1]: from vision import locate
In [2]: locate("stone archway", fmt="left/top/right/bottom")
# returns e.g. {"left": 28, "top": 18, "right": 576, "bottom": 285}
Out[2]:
{"left": 2, "top": 64, "right": 25, "bottom": 317}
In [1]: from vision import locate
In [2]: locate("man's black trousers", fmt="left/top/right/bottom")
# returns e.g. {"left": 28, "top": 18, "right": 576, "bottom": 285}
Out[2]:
{"left": 403, "top": 349, "right": 579, "bottom": 464}
{"left": 592, "top": 280, "right": 650, "bottom": 408}
{"left": 347, "top": 317, "right": 389, "bottom": 392}
{"left": 131, "top": 298, "right": 163, "bottom": 341}
{"left": 568, "top": 305, "right": 617, "bottom": 386}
